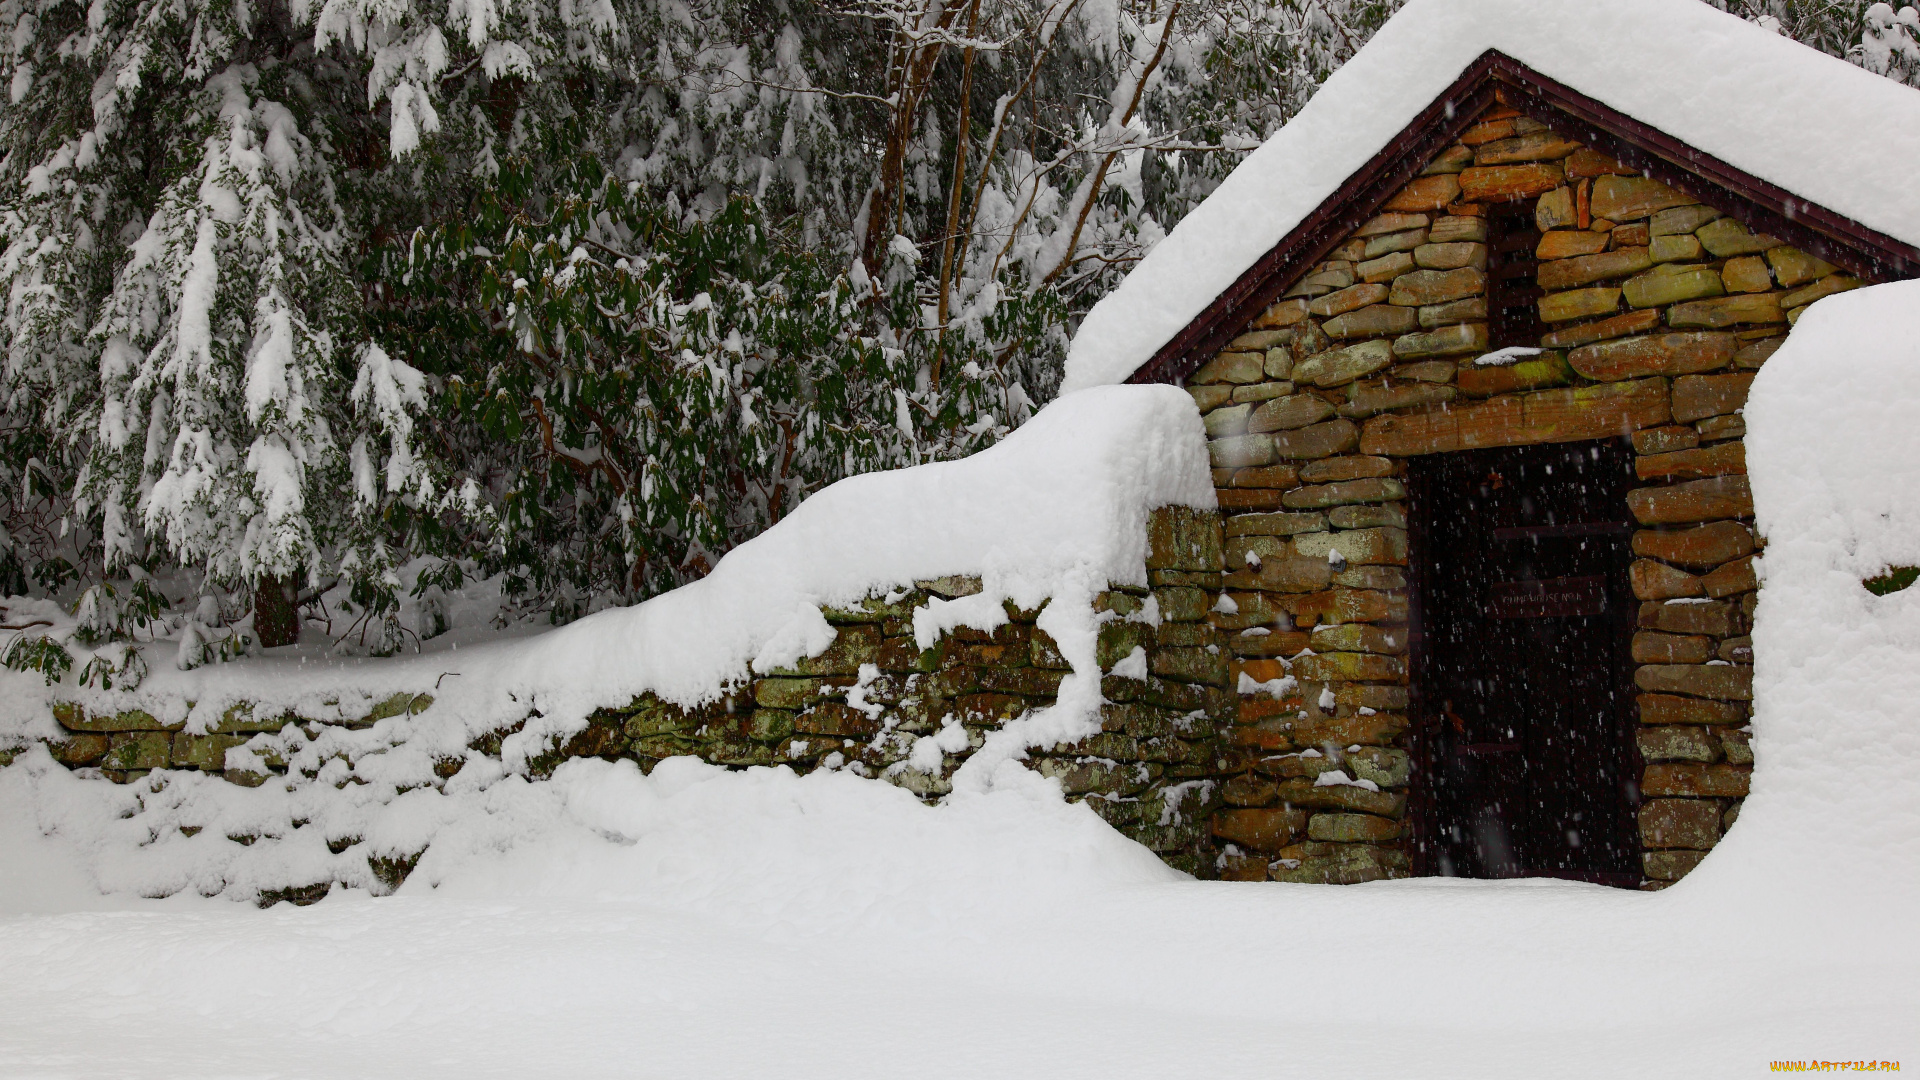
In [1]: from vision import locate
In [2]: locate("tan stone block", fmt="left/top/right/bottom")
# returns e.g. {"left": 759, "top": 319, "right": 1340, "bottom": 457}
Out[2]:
{"left": 1628, "top": 475, "right": 1752, "bottom": 525}
{"left": 51, "top": 733, "right": 110, "bottom": 766}
{"left": 53, "top": 706, "right": 182, "bottom": 733}
{"left": 1338, "top": 381, "right": 1456, "bottom": 418}
{"left": 1475, "top": 132, "right": 1581, "bottom": 165}
{"left": 1454, "top": 352, "right": 1576, "bottom": 397}
{"left": 1281, "top": 478, "right": 1406, "bottom": 508}
{"left": 1360, "top": 377, "right": 1668, "bottom": 455}
{"left": 1270, "top": 777, "right": 1407, "bottom": 816}
{"left": 1266, "top": 348, "right": 1296, "bottom": 380}
{"left": 1388, "top": 267, "right": 1486, "bottom": 307}
{"left": 1394, "top": 358, "right": 1461, "bottom": 381}
{"left": 1231, "top": 330, "right": 1294, "bottom": 351}
{"left": 1536, "top": 230, "right": 1609, "bottom": 260}
{"left": 1215, "top": 489, "right": 1289, "bottom": 512}
{"left": 1537, "top": 247, "right": 1652, "bottom": 290}
{"left": 1671, "top": 372, "right": 1755, "bottom": 423}
{"left": 1363, "top": 229, "right": 1427, "bottom": 260}
{"left": 1634, "top": 442, "right": 1745, "bottom": 482}
{"left": 1357, "top": 252, "right": 1416, "bottom": 285}
{"left": 1780, "top": 274, "right": 1862, "bottom": 309}
{"left": 1308, "top": 282, "right": 1388, "bottom": 318}
{"left": 1228, "top": 463, "right": 1301, "bottom": 488}
{"left": 1383, "top": 174, "right": 1461, "bottom": 213}
{"left": 1695, "top": 413, "right": 1746, "bottom": 442}
{"left": 1632, "top": 425, "right": 1700, "bottom": 455}
{"left": 1253, "top": 298, "right": 1312, "bottom": 329}
{"left": 1413, "top": 242, "right": 1487, "bottom": 271}
{"left": 1293, "top": 340, "right": 1394, "bottom": 388}
{"left": 1649, "top": 205, "right": 1723, "bottom": 236}
{"left": 1308, "top": 812, "right": 1401, "bottom": 843}
{"left": 1307, "top": 623, "right": 1406, "bottom": 655}
{"left": 1612, "top": 222, "right": 1651, "bottom": 247}
{"left": 1540, "top": 308, "right": 1661, "bottom": 348}
{"left": 1633, "top": 631, "right": 1714, "bottom": 665}
{"left": 1240, "top": 391, "right": 1331, "bottom": 437}
{"left": 1591, "top": 175, "right": 1695, "bottom": 221}
{"left": 1636, "top": 663, "right": 1753, "bottom": 701}
{"left": 1764, "top": 246, "right": 1835, "bottom": 289}
{"left": 1355, "top": 212, "right": 1430, "bottom": 237}
{"left": 1639, "top": 798, "right": 1721, "bottom": 849}
{"left": 1329, "top": 501, "right": 1406, "bottom": 530}
{"left": 1644, "top": 849, "right": 1708, "bottom": 880}
{"left": 1631, "top": 559, "right": 1704, "bottom": 600}
{"left": 1696, "top": 217, "right": 1782, "bottom": 257}
{"left": 1624, "top": 264, "right": 1725, "bottom": 308}
{"left": 1208, "top": 434, "right": 1275, "bottom": 469}
{"left": 1631, "top": 521, "right": 1754, "bottom": 570}
{"left": 1649, "top": 234, "right": 1704, "bottom": 263}
{"left": 1667, "top": 293, "right": 1784, "bottom": 330}
{"left": 1638, "top": 692, "right": 1743, "bottom": 726}
{"left": 1426, "top": 216, "right": 1488, "bottom": 243}
{"left": 1535, "top": 186, "right": 1576, "bottom": 230}
{"left": 1459, "top": 163, "right": 1564, "bottom": 202}
{"left": 1460, "top": 116, "right": 1522, "bottom": 146}
{"left": 1324, "top": 303, "right": 1418, "bottom": 340}
{"left": 1191, "top": 350, "right": 1266, "bottom": 385}
{"left": 104, "top": 732, "right": 172, "bottom": 771}
{"left": 1638, "top": 601, "right": 1741, "bottom": 638}
{"left": 1720, "top": 727, "right": 1753, "bottom": 765}
{"left": 1202, "top": 402, "right": 1252, "bottom": 438}
{"left": 1223, "top": 511, "right": 1327, "bottom": 538}
{"left": 1424, "top": 145, "right": 1475, "bottom": 176}
{"left": 1393, "top": 322, "right": 1487, "bottom": 359}
{"left": 1568, "top": 331, "right": 1734, "bottom": 380}
{"left": 1734, "top": 336, "right": 1784, "bottom": 369}
{"left": 1292, "top": 527, "right": 1408, "bottom": 567}
{"left": 1721, "top": 256, "right": 1773, "bottom": 293}
{"left": 1231, "top": 380, "right": 1295, "bottom": 405}
{"left": 1187, "top": 385, "right": 1234, "bottom": 412}
{"left": 1270, "top": 419, "right": 1361, "bottom": 460}
{"left": 1702, "top": 555, "right": 1758, "bottom": 598}
{"left": 1211, "top": 807, "right": 1309, "bottom": 853}
{"left": 1538, "top": 287, "right": 1621, "bottom": 323}
{"left": 1637, "top": 724, "right": 1722, "bottom": 762}
{"left": 1563, "top": 148, "right": 1635, "bottom": 179}
{"left": 1643, "top": 763, "right": 1751, "bottom": 797}
{"left": 1298, "top": 455, "right": 1393, "bottom": 483}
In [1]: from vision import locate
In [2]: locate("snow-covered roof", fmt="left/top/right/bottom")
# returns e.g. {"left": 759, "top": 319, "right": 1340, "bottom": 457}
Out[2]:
{"left": 1062, "top": 0, "right": 1920, "bottom": 392}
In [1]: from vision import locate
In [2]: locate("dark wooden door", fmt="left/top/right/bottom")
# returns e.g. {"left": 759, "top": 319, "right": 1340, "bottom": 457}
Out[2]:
{"left": 1407, "top": 440, "right": 1640, "bottom": 886}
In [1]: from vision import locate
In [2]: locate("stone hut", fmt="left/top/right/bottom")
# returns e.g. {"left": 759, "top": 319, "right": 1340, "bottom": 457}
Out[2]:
{"left": 1066, "top": 1, "right": 1920, "bottom": 887}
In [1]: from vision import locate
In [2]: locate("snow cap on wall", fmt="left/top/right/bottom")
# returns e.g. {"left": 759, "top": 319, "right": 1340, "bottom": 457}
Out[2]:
{"left": 1062, "top": 0, "right": 1920, "bottom": 392}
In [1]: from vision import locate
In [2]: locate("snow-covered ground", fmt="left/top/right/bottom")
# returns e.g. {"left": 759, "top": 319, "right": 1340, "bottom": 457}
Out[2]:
{"left": 5, "top": 284, "right": 1920, "bottom": 1076}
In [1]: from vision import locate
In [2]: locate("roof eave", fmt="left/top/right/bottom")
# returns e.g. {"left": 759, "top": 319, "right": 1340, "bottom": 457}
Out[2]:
{"left": 1127, "top": 49, "right": 1920, "bottom": 387}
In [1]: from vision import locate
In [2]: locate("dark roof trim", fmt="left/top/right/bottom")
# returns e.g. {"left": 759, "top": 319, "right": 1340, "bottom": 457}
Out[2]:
{"left": 1128, "top": 50, "right": 1920, "bottom": 386}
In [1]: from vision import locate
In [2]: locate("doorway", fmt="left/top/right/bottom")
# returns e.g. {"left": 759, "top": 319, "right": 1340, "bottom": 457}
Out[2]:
{"left": 1406, "top": 440, "right": 1640, "bottom": 886}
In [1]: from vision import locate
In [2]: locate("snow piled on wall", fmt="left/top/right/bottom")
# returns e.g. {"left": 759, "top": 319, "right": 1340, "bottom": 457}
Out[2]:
{"left": 1063, "top": 0, "right": 1920, "bottom": 391}
{"left": 0, "top": 384, "right": 1212, "bottom": 903}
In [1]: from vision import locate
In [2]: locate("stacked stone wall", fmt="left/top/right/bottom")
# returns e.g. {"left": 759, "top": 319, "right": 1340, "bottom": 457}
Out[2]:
{"left": 11, "top": 506, "right": 1237, "bottom": 883}
{"left": 1184, "top": 94, "right": 1845, "bottom": 887}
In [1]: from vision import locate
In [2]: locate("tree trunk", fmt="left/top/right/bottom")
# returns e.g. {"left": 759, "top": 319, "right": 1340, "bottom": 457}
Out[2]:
{"left": 254, "top": 575, "right": 300, "bottom": 649}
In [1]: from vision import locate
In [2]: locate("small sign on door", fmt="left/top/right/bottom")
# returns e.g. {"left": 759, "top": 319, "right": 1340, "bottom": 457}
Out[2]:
{"left": 1486, "top": 574, "right": 1608, "bottom": 619}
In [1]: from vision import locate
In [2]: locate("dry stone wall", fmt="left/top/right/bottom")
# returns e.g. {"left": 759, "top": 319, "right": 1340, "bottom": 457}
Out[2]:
{"left": 10, "top": 507, "right": 1238, "bottom": 883}
{"left": 1185, "top": 96, "right": 1835, "bottom": 888}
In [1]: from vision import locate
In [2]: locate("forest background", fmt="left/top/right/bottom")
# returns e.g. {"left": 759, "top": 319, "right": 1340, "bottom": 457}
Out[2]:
{"left": 0, "top": 0, "right": 1913, "bottom": 672}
